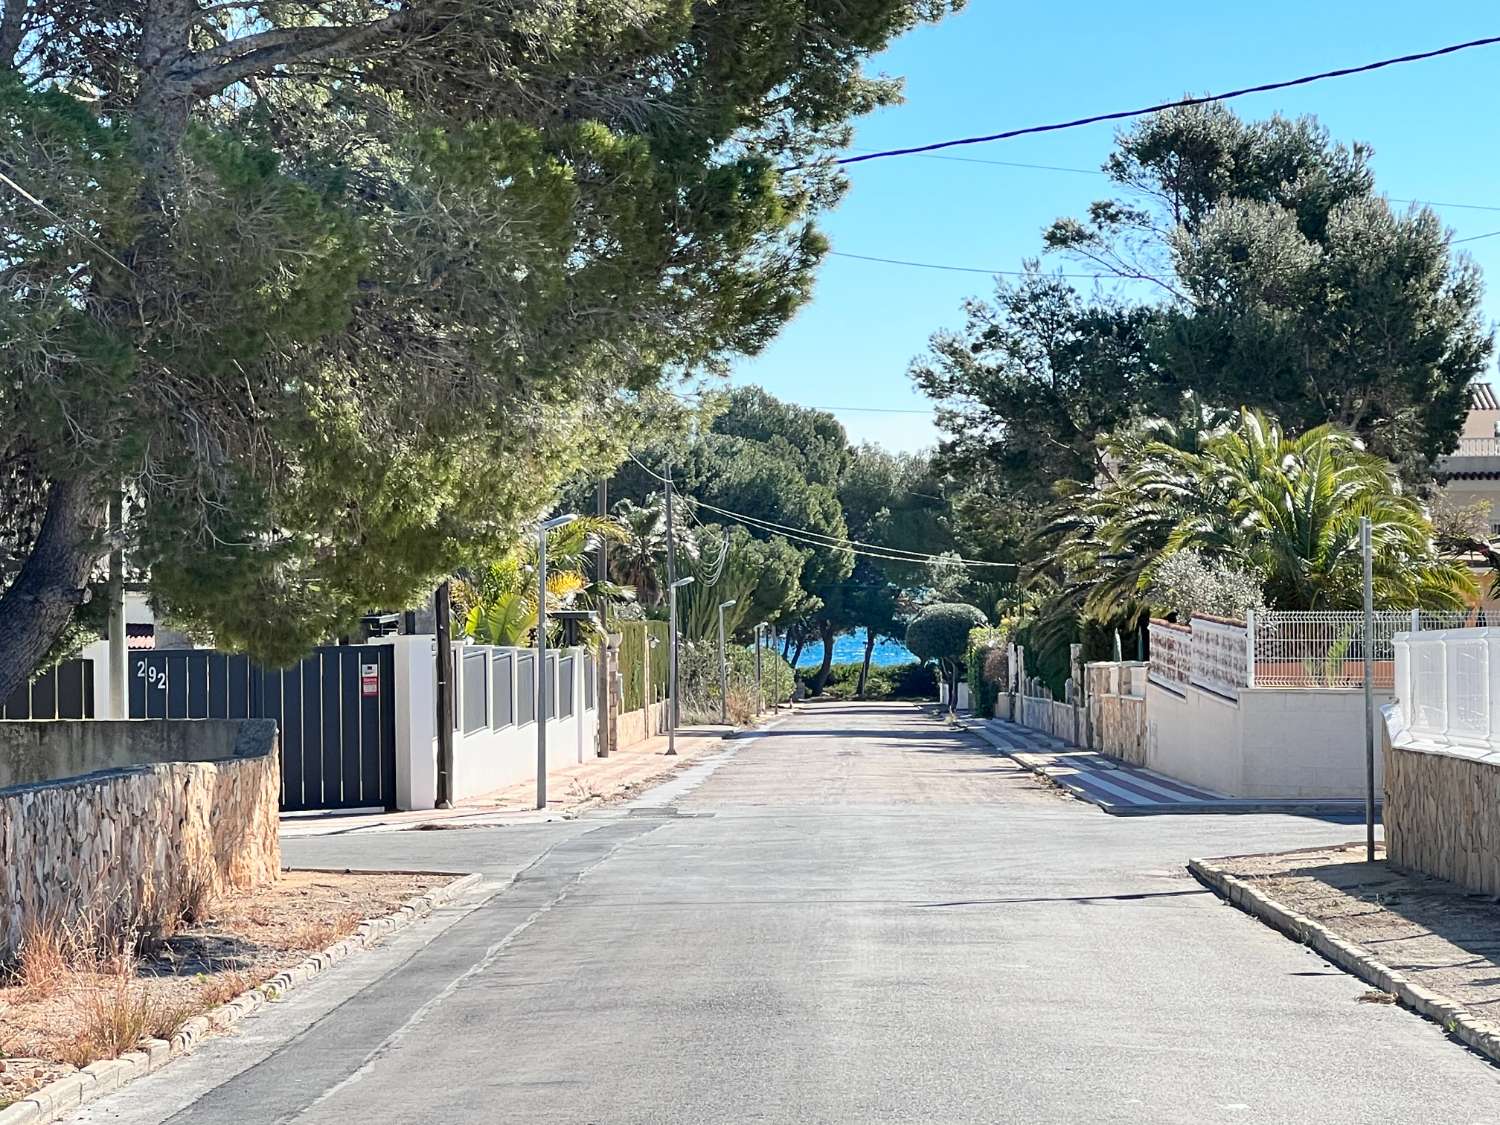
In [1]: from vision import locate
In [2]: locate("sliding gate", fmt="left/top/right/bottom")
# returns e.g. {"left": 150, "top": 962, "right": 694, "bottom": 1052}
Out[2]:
{"left": 129, "top": 645, "right": 396, "bottom": 812}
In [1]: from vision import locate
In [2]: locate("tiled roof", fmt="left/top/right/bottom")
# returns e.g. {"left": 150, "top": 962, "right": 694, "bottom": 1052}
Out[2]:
{"left": 126, "top": 623, "right": 154, "bottom": 650}
{"left": 1473, "top": 382, "right": 1499, "bottom": 410}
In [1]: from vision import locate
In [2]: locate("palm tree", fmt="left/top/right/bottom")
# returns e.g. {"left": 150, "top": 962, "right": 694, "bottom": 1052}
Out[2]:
{"left": 609, "top": 494, "right": 697, "bottom": 609}
{"left": 1056, "top": 409, "right": 1474, "bottom": 617}
{"left": 457, "top": 516, "right": 630, "bottom": 646}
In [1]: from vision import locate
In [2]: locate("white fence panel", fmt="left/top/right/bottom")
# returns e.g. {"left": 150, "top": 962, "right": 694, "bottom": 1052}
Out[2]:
{"left": 1189, "top": 615, "right": 1247, "bottom": 697}
{"left": 1395, "top": 628, "right": 1500, "bottom": 750}
{"left": 1147, "top": 620, "right": 1191, "bottom": 689}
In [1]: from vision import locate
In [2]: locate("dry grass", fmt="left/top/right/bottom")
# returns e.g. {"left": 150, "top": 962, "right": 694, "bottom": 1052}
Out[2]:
{"left": 10, "top": 921, "right": 69, "bottom": 1003}
{"left": 195, "top": 969, "right": 266, "bottom": 1009}
{"left": 0, "top": 872, "right": 450, "bottom": 1104}
{"left": 57, "top": 969, "right": 196, "bottom": 1068}
{"left": 284, "top": 911, "right": 363, "bottom": 952}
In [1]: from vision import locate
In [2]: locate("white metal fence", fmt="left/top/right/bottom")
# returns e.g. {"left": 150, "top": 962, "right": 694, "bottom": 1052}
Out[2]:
{"left": 1252, "top": 610, "right": 1474, "bottom": 690}
{"left": 1395, "top": 628, "right": 1500, "bottom": 747}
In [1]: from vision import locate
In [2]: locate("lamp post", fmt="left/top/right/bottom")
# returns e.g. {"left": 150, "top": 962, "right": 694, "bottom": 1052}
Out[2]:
{"left": 754, "top": 623, "right": 767, "bottom": 717}
{"left": 667, "top": 576, "right": 695, "bottom": 756}
{"left": 769, "top": 624, "right": 779, "bottom": 713}
{"left": 536, "top": 513, "right": 577, "bottom": 810}
{"left": 717, "top": 599, "right": 738, "bottom": 725}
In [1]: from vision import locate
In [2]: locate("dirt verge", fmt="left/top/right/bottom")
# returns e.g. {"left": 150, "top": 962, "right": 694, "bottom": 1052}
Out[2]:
{"left": 0, "top": 870, "right": 455, "bottom": 1108}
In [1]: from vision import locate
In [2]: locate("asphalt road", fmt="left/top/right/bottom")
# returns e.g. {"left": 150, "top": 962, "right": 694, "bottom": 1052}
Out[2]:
{"left": 71, "top": 702, "right": 1500, "bottom": 1124}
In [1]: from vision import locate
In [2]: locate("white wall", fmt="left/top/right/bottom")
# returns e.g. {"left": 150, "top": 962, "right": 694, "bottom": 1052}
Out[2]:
{"left": 1145, "top": 679, "right": 1388, "bottom": 798}
{"left": 407, "top": 642, "right": 597, "bottom": 808}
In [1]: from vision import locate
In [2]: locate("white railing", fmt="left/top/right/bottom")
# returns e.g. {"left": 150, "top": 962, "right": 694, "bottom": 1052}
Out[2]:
{"left": 1253, "top": 610, "right": 1473, "bottom": 690}
{"left": 1446, "top": 437, "right": 1500, "bottom": 457}
{"left": 1395, "top": 628, "right": 1500, "bottom": 748}
{"left": 1147, "top": 620, "right": 1191, "bottom": 688}
{"left": 1189, "top": 614, "right": 1249, "bottom": 697}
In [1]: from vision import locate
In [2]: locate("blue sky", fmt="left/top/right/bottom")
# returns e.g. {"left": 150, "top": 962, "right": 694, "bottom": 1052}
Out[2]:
{"left": 729, "top": 2, "right": 1500, "bottom": 451}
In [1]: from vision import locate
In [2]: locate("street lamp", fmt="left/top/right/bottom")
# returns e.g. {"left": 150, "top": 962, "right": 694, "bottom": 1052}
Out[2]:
{"left": 536, "top": 513, "right": 577, "bottom": 810}
{"left": 667, "top": 576, "right": 695, "bottom": 756}
{"left": 754, "top": 622, "right": 767, "bottom": 717}
{"left": 769, "top": 624, "right": 780, "bottom": 713}
{"left": 717, "top": 599, "right": 738, "bottom": 725}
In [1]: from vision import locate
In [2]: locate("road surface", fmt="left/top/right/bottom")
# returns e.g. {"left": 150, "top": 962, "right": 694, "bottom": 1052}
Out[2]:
{"left": 72, "top": 702, "right": 1500, "bottom": 1123}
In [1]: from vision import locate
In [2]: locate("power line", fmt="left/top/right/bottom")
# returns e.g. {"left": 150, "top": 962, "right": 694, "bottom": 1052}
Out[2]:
{"left": 666, "top": 389, "right": 934, "bottom": 416}
{"left": 0, "top": 166, "right": 135, "bottom": 274}
{"left": 1453, "top": 228, "right": 1500, "bottom": 245}
{"left": 692, "top": 498, "right": 1016, "bottom": 570}
{"left": 810, "top": 34, "right": 1500, "bottom": 169}
{"left": 849, "top": 149, "right": 1500, "bottom": 215}
{"left": 830, "top": 250, "right": 1109, "bottom": 279}
{"left": 626, "top": 451, "right": 1014, "bottom": 568}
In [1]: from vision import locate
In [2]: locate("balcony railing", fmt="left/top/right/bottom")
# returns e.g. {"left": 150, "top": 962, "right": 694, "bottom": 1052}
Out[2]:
{"left": 1443, "top": 437, "right": 1500, "bottom": 457}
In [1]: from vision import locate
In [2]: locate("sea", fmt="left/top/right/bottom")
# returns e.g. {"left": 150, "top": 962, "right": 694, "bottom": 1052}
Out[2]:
{"left": 792, "top": 627, "right": 916, "bottom": 669}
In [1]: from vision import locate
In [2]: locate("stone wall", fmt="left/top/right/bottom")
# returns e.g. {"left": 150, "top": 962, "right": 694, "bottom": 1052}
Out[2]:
{"left": 617, "top": 700, "right": 668, "bottom": 750}
{"left": 1018, "top": 694, "right": 1081, "bottom": 745}
{"left": 1382, "top": 714, "right": 1500, "bottom": 896}
{"left": 0, "top": 719, "right": 281, "bottom": 956}
{"left": 1085, "top": 662, "right": 1148, "bottom": 766}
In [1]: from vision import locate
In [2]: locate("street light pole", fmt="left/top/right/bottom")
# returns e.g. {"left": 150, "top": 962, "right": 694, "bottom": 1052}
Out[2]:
{"left": 755, "top": 623, "right": 766, "bottom": 717}
{"left": 717, "top": 599, "right": 737, "bottom": 725}
{"left": 1361, "top": 515, "right": 1376, "bottom": 862}
{"left": 769, "top": 625, "right": 779, "bottom": 713}
{"left": 536, "top": 513, "right": 577, "bottom": 810}
{"left": 667, "top": 576, "right": 694, "bottom": 756}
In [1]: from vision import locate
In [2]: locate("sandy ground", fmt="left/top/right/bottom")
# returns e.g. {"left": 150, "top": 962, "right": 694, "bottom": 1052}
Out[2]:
{"left": 0, "top": 870, "right": 453, "bottom": 1106}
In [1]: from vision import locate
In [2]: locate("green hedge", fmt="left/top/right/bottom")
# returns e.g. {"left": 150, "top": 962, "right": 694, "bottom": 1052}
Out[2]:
{"left": 965, "top": 626, "right": 1008, "bottom": 718}
{"left": 818, "top": 661, "right": 937, "bottom": 700}
{"left": 619, "top": 619, "right": 671, "bottom": 711}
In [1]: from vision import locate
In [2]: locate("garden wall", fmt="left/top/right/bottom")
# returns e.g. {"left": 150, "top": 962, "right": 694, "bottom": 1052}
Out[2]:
{"left": 1085, "top": 662, "right": 1147, "bottom": 767}
{"left": 617, "top": 700, "right": 668, "bottom": 750}
{"left": 1382, "top": 726, "right": 1500, "bottom": 896}
{"left": 0, "top": 719, "right": 280, "bottom": 956}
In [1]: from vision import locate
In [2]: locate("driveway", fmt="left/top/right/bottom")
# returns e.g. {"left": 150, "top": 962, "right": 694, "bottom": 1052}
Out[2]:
{"left": 69, "top": 701, "right": 1500, "bottom": 1123}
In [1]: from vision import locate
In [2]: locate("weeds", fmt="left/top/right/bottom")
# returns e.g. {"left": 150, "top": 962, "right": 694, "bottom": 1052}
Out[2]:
{"left": 10, "top": 921, "right": 69, "bottom": 1002}
{"left": 285, "top": 912, "right": 361, "bottom": 952}
{"left": 196, "top": 970, "right": 262, "bottom": 1009}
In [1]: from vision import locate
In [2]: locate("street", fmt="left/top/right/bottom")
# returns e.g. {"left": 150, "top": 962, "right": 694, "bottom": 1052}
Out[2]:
{"left": 73, "top": 702, "right": 1500, "bottom": 1124}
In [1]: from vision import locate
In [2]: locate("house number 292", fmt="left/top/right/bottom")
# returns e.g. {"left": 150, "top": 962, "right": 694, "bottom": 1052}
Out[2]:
{"left": 135, "top": 661, "right": 168, "bottom": 691}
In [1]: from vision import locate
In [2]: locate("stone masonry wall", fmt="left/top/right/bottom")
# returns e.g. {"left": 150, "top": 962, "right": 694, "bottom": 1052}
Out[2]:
{"left": 1383, "top": 732, "right": 1500, "bottom": 897}
{"left": 1085, "top": 662, "right": 1148, "bottom": 766}
{"left": 0, "top": 719, "right": 281, "bottom": 956}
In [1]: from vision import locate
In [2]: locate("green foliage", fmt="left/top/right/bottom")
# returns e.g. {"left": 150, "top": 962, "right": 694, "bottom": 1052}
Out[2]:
{"left": 1145, "top": 550, "right": 1265, "bottom": 623}
{"left": 1045, "top": 103, "right": 1491, "bottom": 478}
{"left": 0, "top": 0, "right": 959, "bottom": 683}
{"left": 618, "top": 619, "right": 672, "bottom": 711}
{"left": 1056, "top": 409, "right": 1476, "bottom": 616}
{"left": 965, "top": 626, "right": 1008, "bottom": 718}
{"left": 675, "top": 524, "right": 806, "bottom": 642}
{"left": 907, "top": 602, "right": 988, "bottom": 709}
{"left": 820, "top": 661, "right": 937, "bottom": 700}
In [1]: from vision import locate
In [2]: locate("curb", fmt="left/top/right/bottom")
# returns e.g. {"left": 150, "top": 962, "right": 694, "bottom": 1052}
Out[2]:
{"left": 957, "top": 716, "right": 1374, "bottom": 818}
{"left": 1189, "top": 858, "right": 1500, "bottom": 1067}
{"left": 0, "top": 871, "right": 484, "bottom": 1125}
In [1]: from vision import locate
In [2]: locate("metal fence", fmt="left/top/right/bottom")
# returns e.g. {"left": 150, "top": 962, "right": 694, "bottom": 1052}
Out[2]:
{"left": 1252, "top": 610, "right": 1474, "bottom": 690}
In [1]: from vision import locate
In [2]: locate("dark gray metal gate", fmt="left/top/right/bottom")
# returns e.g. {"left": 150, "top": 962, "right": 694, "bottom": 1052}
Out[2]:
{"left": 129, "top": 646, "right": 396, "bottom": 812}
{"left": 1, "top": 659, "right": 94, "bottom": 720}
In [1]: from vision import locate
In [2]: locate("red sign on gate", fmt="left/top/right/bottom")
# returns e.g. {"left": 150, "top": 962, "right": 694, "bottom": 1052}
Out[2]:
{"left": 360, "top": 663, "right": 380, "bottom": 698}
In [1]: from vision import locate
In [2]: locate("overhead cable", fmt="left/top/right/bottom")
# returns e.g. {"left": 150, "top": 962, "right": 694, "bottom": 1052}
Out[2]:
{"left": 801, "top": 35, "right": 1500, "bottom": 169}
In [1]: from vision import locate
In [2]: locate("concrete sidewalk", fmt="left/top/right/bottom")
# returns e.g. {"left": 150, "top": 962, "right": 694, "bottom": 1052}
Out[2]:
{"left": 963, "top": 715, "right": 1369, "bottom": 818}
{"left": 279, "top": 718, "right": 772, "bottom": 837}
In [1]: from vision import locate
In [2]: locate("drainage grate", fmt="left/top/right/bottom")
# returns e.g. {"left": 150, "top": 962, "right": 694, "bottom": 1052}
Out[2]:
{"left": 625, "top": 806, "right": 714, "bottom": 818}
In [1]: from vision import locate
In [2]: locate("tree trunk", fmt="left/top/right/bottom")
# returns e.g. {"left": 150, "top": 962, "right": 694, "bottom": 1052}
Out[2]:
{"left": 0, "top": 478, "right": 105, "bottom": 702}
{"left": 948, "top": 661, "right": 960, "bottom": 716}
{"left": 790, "top": 634, "right": 805, "bottom": 673}
{"left": 856, "top": 628, "right": 877, "bottom": 697}
{"left": 810, "top": 619, "right": 837, "bottom": 695}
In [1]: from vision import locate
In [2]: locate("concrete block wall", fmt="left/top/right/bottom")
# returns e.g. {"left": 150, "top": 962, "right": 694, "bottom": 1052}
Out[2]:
{"left": 0, "top": 719, "right": 280, "bottom": 955}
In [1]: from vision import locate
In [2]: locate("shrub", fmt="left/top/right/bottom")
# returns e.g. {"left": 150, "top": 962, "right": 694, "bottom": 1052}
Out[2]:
{"left": 1146, "top": 550, "right": 1265, "bottom": 622}
{"left": 907, "top": 603, "right": 988, "bottom": 708}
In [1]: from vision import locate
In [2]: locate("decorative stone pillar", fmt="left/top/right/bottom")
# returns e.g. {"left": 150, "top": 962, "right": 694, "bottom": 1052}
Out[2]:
{"left": 599, "top": 633, "right": 621, "bottom": 757}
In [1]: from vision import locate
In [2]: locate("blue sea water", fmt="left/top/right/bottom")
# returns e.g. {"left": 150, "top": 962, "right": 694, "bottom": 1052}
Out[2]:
{"left": 793, "top": 628, "right": 916, "bottom": 669}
